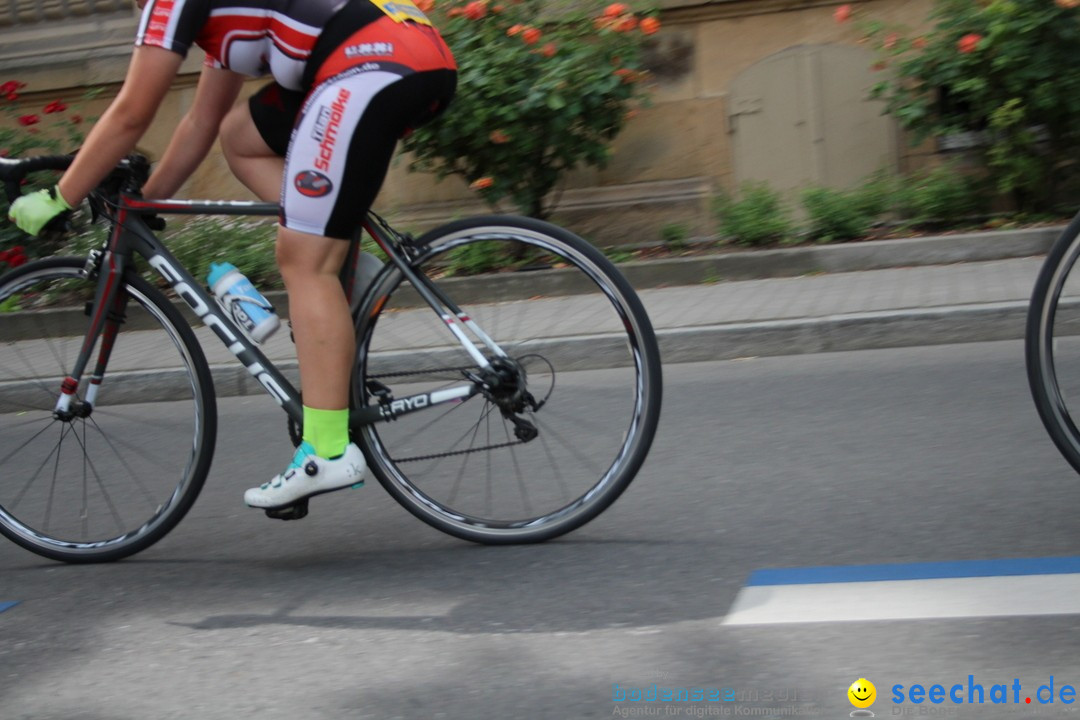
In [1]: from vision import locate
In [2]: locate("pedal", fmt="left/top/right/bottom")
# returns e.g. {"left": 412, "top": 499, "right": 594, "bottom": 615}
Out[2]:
{"left": 264, "top": 498, "right": 309, "bottom": 521}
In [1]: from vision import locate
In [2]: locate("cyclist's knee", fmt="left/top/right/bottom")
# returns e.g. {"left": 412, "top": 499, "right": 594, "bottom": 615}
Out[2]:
{"left": 276, "top": 226, "right": 348, "bottom": 279}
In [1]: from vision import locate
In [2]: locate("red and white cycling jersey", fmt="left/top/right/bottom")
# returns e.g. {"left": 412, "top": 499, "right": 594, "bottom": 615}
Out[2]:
{"left": 136, "top": 0, "right": 375, "bottom": 90}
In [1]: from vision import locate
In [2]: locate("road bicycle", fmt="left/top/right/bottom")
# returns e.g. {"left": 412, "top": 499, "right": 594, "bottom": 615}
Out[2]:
{"left": 0, "top": 154, "right": 662, "bottom": 563}
{"left": 1027, "top": 214, "right": 1080, "bottom": 473}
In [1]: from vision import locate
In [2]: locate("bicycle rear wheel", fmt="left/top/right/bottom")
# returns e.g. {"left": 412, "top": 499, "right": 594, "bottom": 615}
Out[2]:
{"left": 0, "top": 257, "right": 216, "bottom": 562}
{"left": 1027, "top": 212, "right": 1080, "bottom": 474}
{"left": 353, "top": 216, "right": 662, "bottom": 543}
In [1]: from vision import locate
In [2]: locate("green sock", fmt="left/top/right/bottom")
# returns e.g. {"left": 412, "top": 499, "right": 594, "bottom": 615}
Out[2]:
{"left": 302, "top": 406, "right": 349, "bottom": 459}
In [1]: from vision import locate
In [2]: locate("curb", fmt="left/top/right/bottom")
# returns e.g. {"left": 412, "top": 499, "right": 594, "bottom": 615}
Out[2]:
{"left": 617, "top": 226, "right": 1061, "bottom": 287}
{"left": 0, "top": 226, "right": 1058, "bottom": 406}
{"left": 0, "top": 301, "right": 1033, "bottom": 408}
{"left": 2, "top": 226, "right": 1062, "bottom": 341}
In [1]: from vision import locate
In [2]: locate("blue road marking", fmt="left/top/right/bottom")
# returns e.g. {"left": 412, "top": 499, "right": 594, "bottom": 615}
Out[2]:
{"left": 747, "top": 556, "right": 1080, "bottom": 586}
{"left": 0, "top": 601, "right": 19, "bottom": 614}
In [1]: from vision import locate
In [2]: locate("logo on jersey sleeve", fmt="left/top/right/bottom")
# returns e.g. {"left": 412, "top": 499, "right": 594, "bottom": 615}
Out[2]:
{"left": 294, "top": 170, "right": 334, "bottom": 198}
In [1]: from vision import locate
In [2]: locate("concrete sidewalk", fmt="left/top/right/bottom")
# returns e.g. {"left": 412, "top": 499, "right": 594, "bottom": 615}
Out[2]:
{"left": 0, "top": 228, "right": 1059, "bottom": 400}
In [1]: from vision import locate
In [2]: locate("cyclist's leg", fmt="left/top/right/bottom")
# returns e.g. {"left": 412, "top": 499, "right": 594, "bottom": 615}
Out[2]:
{"left": 219, "top": 82, "right": 299, "bottom": 202}
{"left": 245, "top": 91, "right": 454, "bottom": 509}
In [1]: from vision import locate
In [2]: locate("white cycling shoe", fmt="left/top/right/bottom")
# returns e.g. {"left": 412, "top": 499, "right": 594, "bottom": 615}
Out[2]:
{"left": 244, "top": 441, "right": 366, "bottom": 509}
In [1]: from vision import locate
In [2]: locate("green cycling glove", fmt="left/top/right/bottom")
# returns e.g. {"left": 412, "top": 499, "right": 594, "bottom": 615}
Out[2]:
{"left": 8, "top": 185, "right": 73, "bottom": 236}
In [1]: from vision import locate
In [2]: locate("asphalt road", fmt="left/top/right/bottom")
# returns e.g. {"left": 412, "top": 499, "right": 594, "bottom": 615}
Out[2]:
{"left": 3, "top": 341, "right": 1080, "bottom": 720}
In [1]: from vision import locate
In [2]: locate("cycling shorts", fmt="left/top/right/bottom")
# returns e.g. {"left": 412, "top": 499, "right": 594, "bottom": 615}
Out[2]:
{"left": 248, "top": 0, "right": 456, "bottom": 239}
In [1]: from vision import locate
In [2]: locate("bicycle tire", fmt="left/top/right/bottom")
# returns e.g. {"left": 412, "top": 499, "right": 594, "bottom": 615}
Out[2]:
{"left": 1027, "top": 211, "right": 1080, "bottom": 474}
{"left": 0, "top": 257, "right": 217, "bottom": 562}
{"left": 353, "top": 215, "right": 662, "bottom": 544}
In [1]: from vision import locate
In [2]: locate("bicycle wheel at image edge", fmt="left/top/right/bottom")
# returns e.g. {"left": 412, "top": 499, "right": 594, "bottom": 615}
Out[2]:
{"left": 1027, "top": 212, "right": 1080, "bottom": 474}
{"left": 0, "top": 257, "right": 217, "bottom": 562}
{"left": 353, "top": 215, "right": 663, "bottom": 543}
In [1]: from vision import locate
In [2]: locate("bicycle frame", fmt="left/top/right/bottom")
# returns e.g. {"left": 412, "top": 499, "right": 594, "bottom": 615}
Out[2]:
{"left": 61, "top": 192, "right": 508, "bottom": 430}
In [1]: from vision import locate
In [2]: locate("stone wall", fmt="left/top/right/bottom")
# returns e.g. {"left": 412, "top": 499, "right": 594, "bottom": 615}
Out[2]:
{"left": 0, "top": 0, "right": 937, "bottom": 245}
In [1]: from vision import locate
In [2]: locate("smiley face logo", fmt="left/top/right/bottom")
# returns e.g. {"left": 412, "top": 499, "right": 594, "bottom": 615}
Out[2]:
{"left": 848, "top": 678, "right": 876, "bottom": 709}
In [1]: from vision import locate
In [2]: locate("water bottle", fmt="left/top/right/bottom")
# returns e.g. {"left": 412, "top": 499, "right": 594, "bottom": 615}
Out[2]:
{"left": 207, "top": 262, "right": 281, "bottom": 344}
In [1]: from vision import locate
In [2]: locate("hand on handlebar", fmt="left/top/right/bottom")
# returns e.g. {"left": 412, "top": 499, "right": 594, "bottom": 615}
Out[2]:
{"left": 7, "top": 185, "right": 72, "bottom": 237}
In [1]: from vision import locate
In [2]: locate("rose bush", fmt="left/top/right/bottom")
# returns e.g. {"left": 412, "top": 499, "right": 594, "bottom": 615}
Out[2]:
{"left": 847, "top": 0, "right": 1080, "bottom": 212}
{"left": 0, "top": 82, "right": 88, "bottom": 259}
{"left": 402, "top": 0, "right": 659, "bottom": 219}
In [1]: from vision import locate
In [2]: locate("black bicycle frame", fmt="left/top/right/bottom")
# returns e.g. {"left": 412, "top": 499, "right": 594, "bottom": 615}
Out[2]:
{"left": 60, "top": 192, "right": 496, "bottom": 429}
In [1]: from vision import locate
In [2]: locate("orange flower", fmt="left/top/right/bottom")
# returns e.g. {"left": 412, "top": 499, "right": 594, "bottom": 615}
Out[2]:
{"left": 614, "top": 68, "right": 636, "bottom": 83}
{"left": 625, "top": 108, "right": 639, "bottom": 121}
{"left": 470, "top": 177, "right": 495, "bottom": 190}
{"left": 639, "top": 17, "right": 660, "bottom": 35}
{"left": 883, "top": 33, "right": 898, "bottom": 50}
{"left": 415, "top": 0, "right": 434, "bottom": 12}
{"left": 957, "top": 33, "right": 982, "bottom": 54}
{"left": 1057, "top": 0, "right": 1080, "bottom": 8}
{"left": 912, "top": 36, "right": 927, "bottom": 49}
{"left": 872, "top": 60, "right": 888, "bottom": 71}
{"left": 615, "top": 16, "right": 638, "bottom": 32}
{"left": 448, "top": 7, "right": 463, "bottom": 16}
{"left": 489, "top": 129, "right": 511, "bottom": 144}
{"left": 834, "top": 4, "right": 852, "bottom": 23}
{"left": 463, "top": 0, "right": 486, "bottom": 19}
{"left": 594, "top": 16, "right": 615, "bottom": 30}
{"left": 492, "top": 3, "right": 504, "bottom": 10}
{"left": 540, "top": 42, "right": 557, "bottom": 57}
{"left": 507, "top": 23, "right": 524, "bottom": 36}
{"left": 522, "top": 27, "right": 541, "bottom": 44}
{"left": 604, "top": 3, "right": 629, "bottom": 18}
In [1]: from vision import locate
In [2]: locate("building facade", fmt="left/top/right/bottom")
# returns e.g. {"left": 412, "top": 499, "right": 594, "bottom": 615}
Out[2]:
{"left": 0, "top": 0, "right": 935, "bottom": 244}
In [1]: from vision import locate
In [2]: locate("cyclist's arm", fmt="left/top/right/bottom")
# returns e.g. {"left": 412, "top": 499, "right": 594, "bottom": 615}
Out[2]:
{"left": 142, "top": 65, "right": 246, "bottom": 199}
{"left": 56, "top": 45, "right": 183, "bottom": 206}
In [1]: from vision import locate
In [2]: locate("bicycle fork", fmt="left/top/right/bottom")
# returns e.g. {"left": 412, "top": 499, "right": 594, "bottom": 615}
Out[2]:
{"left": 53, "top": 250, "right": 125, "bottom": 420}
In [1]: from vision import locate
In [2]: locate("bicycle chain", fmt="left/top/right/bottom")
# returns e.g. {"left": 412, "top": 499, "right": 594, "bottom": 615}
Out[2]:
{"left": 369, "top": 366, "right": 474, "bottom": 380}
{"left": 392, "top": 438, "right": 526, "bottom": 464}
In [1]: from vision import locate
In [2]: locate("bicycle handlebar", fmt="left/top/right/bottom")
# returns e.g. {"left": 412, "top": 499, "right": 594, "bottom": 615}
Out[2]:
{"left": 0, "top": 155, "right": 75, "bottom": 205}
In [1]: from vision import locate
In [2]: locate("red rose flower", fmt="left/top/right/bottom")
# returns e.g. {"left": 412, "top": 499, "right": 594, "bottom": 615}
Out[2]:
{"left": 958, "top": 33, "right": 982, "bottom": 54}
{"left": 18, "top": 115, "right": 39, "bottom": 126}
{"left": 834, "top": 4, "right": 852, "bottom": 23}
{"left": 639, "top": 17, "right": 660, "bottom": 35}
{"left": 43, "top": 100, "right": 67, "bottom": 114}
{"left": 463, "top": 0, "right": 486, "bottom": 19}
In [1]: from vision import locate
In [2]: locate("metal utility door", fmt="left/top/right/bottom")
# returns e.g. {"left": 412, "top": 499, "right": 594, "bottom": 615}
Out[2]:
{"left": 729, "top": 44, "right": 897, "bottom": 191}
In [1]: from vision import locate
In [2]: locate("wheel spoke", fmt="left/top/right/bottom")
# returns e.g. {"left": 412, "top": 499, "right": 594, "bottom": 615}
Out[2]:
{"left": 8, "top": 421, "right": 66, "bottom": 511}
{"left": 88, "top": 415, "right": 173, "bottom": 511}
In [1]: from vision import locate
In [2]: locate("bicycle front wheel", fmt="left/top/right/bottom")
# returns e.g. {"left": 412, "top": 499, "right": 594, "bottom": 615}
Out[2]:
{"left": 0, "top": 257, "right": 217, "bottom": 562}
{"left": 354, "top": 216, "right": 662, "bottom": 544}
{"left": 1027, "top": 212, "right": 1080, "bottom": 474}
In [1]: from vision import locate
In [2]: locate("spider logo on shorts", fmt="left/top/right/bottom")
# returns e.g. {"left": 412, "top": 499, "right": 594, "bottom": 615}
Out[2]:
{"left": 294, "top": 170, "right": 334, "bottom": 198}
